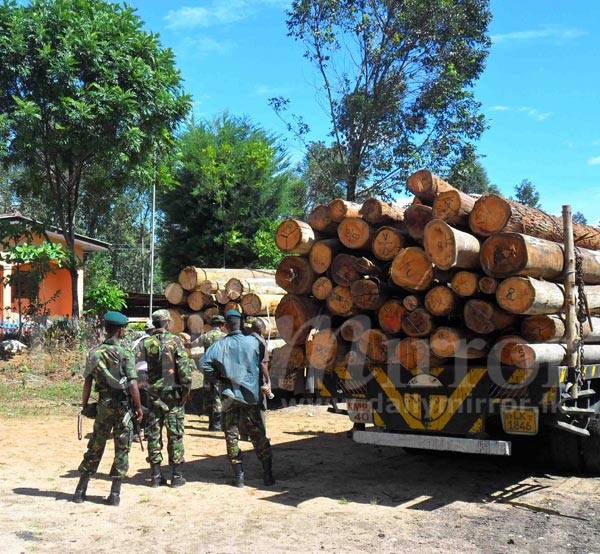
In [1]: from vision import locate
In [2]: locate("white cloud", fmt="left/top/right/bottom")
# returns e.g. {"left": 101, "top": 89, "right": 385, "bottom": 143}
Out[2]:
{"left": 489, "top": 105, "right": 510, "bottom": 111}
{"left": 588, "top": 156, "right": 600, "bottom": 166}
{"left": 518, "top": 106, "right": 553, "bottom": 121}
{"left": 492, "top": 24, "right": 588, "bottom": 44}
{"left": 183, "top": 36, "right": 236, "bottom": 55}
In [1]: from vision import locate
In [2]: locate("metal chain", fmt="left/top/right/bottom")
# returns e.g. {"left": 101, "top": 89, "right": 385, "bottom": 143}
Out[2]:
{"left": 574, "top": 247, "right": 587, "bottom": 388}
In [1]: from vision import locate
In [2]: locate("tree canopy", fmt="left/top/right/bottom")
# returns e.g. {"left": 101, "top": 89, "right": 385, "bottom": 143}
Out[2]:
{"left": 514, "top": 179, "right": 541, "bottom": 209}
{"left": 272, "top": 0, "right": 492, "bottom": 200}
{"left": 444, "top": 149, "right": 499, "bottom": 194}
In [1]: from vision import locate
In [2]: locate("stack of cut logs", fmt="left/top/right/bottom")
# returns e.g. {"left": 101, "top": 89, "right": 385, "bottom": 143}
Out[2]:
{"left": 163, "top": 266, "right": 284, "bottom": 337}
{"left": 272, "top": 169, "right": 600, "bottom": 376}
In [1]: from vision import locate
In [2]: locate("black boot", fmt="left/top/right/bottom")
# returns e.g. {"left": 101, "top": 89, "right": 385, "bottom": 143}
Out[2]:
{"left": 262, "top": 458, "right": 275, "bottom": 486}
{"left": 150, "top": 463, "right": 168, "bottom": 488}
{"left": 105, "top": 479, "right": 121, "bottom": 506}
{"left": 171, "top": 464, "right": 186, "bottom": 488}
{"left": 232, "top": 463, "right": 244, "bottom": 488}
{"left": 208, "top": 412, "right": 222, "bottom": 432}
{"left": 72, "top": 474, "right": 90, "bottom": 503}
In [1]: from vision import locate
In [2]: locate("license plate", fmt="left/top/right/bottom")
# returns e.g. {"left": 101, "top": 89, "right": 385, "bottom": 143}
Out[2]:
{"left": 347, "top": 399, "right": 373, "bottom": 424}
{"left": 501, "top": 406, "right": 539, "bottom": 435}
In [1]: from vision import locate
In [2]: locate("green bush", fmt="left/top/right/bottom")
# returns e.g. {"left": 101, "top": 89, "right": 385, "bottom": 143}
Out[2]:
{"left": 84, "top": 280, "right": 127, "bottom": 315}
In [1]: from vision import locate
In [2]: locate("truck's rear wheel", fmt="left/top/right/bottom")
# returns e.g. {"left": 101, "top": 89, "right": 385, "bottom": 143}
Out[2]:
{"left": 549, "top": 428, "right": 584, "bottom": 473}
{"left": 582, "top": 419, "right": 600, "bottom": 474}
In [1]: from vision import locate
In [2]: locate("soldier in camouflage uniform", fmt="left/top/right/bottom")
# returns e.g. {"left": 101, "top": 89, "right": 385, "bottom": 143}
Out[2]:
{"left": 137, "top": 309, "right": 194, "bottom": 487}
{"left": 72, "top": 311, "right": 143, "bottom": 506}
{"left": 202, "top": 310, "right": 274, "bottom": 488}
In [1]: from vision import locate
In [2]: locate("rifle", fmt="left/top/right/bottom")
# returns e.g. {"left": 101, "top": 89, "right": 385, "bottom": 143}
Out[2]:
{"left": 120, "top": 377, "right": 144, "bottom": 452}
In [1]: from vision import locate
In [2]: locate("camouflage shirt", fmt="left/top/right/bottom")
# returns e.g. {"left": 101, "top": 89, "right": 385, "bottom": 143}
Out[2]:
{"left": 84, "top": 337, "right": 137, "bottom": 395}
{"left": 138, "top": 328, "right": 194, "bottom": 395}
{"left": 200, "top": 328, "right": 226, "bottom": 350}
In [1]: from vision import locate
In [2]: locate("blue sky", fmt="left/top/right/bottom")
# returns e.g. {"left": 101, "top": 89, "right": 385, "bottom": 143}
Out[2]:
{"left": 125, "top": 0, "right": 600, "bottom": 225}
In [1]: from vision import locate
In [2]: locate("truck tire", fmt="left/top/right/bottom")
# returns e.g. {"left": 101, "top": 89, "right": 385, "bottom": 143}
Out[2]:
{"left": 582, "top": 419, "right": 600, "bottom": 474}
{"left": 549, "top": 428, "right": 584, "bottom": 473}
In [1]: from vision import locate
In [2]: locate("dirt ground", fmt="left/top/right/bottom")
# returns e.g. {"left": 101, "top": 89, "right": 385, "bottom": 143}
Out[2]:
{"left": 1, "top": 404, "right": 600, "bottom": 554}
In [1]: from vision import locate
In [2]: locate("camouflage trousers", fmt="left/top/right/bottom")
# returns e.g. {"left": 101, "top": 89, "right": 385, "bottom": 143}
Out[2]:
{"left": 78, "top": 398, "right": 132, "bottom": 478}
{"left": 222, "top": 398, "right": 272, "bottom": 465}
{"left": 205, "top": 382, "right": 222, "bottom": 415}
{"left": 146, "top": 395, "right": 186, "bottom": 465}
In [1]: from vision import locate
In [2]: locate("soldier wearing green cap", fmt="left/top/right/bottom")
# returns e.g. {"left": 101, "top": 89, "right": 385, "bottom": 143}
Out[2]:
{"left": 72, "top": 311, "right": 143, "bottom": 507}
{"left": 136, "top": 308, "right": 194, "bottom": 487}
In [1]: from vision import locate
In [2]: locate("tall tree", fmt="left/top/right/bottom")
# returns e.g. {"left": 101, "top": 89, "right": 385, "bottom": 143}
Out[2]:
{"left": 272, "top": 0, "right": 491, "bottom": 200}
{"left": 444, "top": 149, "right": 499, "bottom": 194}
{"left": 514, "top": 179, "right": 541, "bottom": 209}
{"left": 0, "top": 0, "right": 190, "bottom": 316}
{"left": 573, "top": 211, "right": 587, "bottom": 225}
{"left": 159, "top": 115, "right": 303, "bottom": 279}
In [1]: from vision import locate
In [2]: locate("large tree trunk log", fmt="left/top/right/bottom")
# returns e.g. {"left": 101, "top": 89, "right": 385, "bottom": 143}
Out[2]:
{"left": 463, "top": 299, "right": 519, "bottom": 334}
{"left": 401, "top": 307, "right": 435, "bottom": 337}
{"left": 358, "top": 329, "right": 390, "bottom": 363}
{"left": 496, "top": 277, "right": 565, "bottom": 315}
{"left": 164, "top": 282, "right": 188, "bottom": 305}
{"left": 430, "top": 327, "right": 489, "bottom": 359}
{"left": 204, "top": 306, "right": 221, "bottom": 322}
{"left": 215, "top": 289, "right": 230, "bottom": 305}
{"left": 312, "top": 276, "right": 333, "bottom": 300}
{"left": 350, "top": 277, "right": 389, "bottom": 311}
{"left": 251, "top": 316, "right": 279, "bottom": 339}
{"left": 275, "top": 256, "right": 315, "bottom": 295}
{"left": 275, "top": 294, "right": 320, "bottom": 345}
{"left": 406, "top": 170, "right": 457, "bottom": 204}
{"left": 520, "top": 314, "right": 600, "bottom": 343}
{"left": 270, "top": 344, "right": 306, "bottom": 370}
{"left": 187, "top": 290, "right": 214, "bottom": 312}
{"left": 390, "top": 247, "right": 434, "bottom": 291}
{"left": 354, "top": 256, "right": 387, "bottom": 278}
{"left": 450, "top": 271, "right": 481, "bottom": 298}
{"left": 199, "top": 279, "right": 223, "bottom": 295}
{"left": 480, "top": 232, "right": 600, "bottom": 283}
{"left": 404, "top": 204, "right": 433, "bottom": 241}
{"left": 326, "top": 285, "right": 355, "bottom": 317}
{"left": 167, "top": 308, "right": 187, "bottom": 335}
{"left": 275, "top": 219, "right": 318, "bottom": 255}
{"left": 377, "top": 299, "right": 407, "bottom": 334}
{"left": 359, "top": 197, "right": 407, "bottom": 226}
{"left": 240, "top": 293, "right": 282, "bottom": 316}
{"left": 477, "top": 276, "right": 499, "bottom": 295}
{"left": 178, "top": 266, "right": 275, "bottom": 291}
{"left": 511, "top": 343, "right": 600, "bottom": 369}
{"left": 305, "top": 329, "right": 350, "bottom": 370}
{"left": 308, "top": 204, "right": 338, "bottom": 234}
{"left": 338, "top": 217, "right": 377, "bottom": 250}
{"left": 424, "top": 285, "right": 463, "bottom": 316}
{"left": 340, "top": 315, "right": 373, "bottom": 342}
{"left": 372, "top": 226, "right": 407, "bottom": 261}
{"left": 186, "top": 312, "right": 205, "bottom": 335}
{"left": 423, "top": 219, "right": 481, "bottom": 270}
{"left": 432, "top": 190, "right": 479, "bottom": 227}
{"left": 395, "top": 338, "right": 447, "bottom": 371}
{"left": 225, "top": 278, "right": 284, "bottom": 300}
{"left": 330, "top": 253, "right": 362, "bottom": 286}
{"left": 329, "top": 198, "right": 363, "bottom": 222}
{"left": 469, "top": 194, "right": 600, "bottom": 249}
{"left": 309, "top": 239, "right": 344, "bottom": 274}
{"left": 403, "top": 294, "right": 423, "bottom": 312}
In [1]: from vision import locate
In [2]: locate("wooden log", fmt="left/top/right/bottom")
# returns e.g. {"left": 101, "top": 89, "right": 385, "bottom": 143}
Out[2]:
{"left": 520, "top": 314, "right": 600, "bottom": 343}
{"left": 326, "top": 285, "right": 355, "bottom": 317}
{"left": 312, "top": 276, "right": 333, "bottom": 300}
{"left": 270, "top": 344, "right": 306, "bottom": 369}
{"left": 275, "top": 219, "right": 318, "bottom": 255}
{"left": 305, "top": 329, "right": 350, "bottom": 370}
{"left": 358, "top": 329, "right": 389, "bottom": 363}
{"left": 275, "top": 256, "right": 315, "bottom": 295}
{"left": 204, "top": 306, "right": 221, "bottom": 322}
{"left": 187, "top": 290, "right": 214, "bottom": 312}
{"left": 350, "top": 277, "right": 389, "bottom": 311}
{"left": 423, "top": 219, "right": 480, "bottom": 270}
{"left": 469, "top": 194, "right": 600, "bottom": 250}
{"left": 389, "top": 247, "right": 434, "bottom": 291}
{"left": 477, "top": 276, "right": 499, "bottom": 295}
{"left": 250, "top": 316, "right": 279, "bottom": 339}
{"left": 511, "top": 343, "right": 600, "bottom": 369}
{"left": 480, "top": 232, "right": 600, "bottom": 283}
{"left": 432, "top": 189, "right": 479, "bottom": 227}
{"left": 463, "top": 299, "right": 519, "bottom": 334}
{"left": 430, "top": 327, "right": 489, "bottom": 359}
{"left": 359, "top": 197, "right": 407, "bottom": 226}
{"left": 403, "top": 294, "right": 423, "bottom": 312}
{"left": 215, "top": 289, "right": 230, "bottom": 305}
{"left": 404, "top": 204, "right": 433, "bottom": 241}
{"left": 164, "top": 282, "right": 188, "bottom": 306}
{"left": 225, "top": 277, "right": 284, "bottom": 300}
{"left": 329, "top": 198, "right": 363, "bottom": 222}
{"left": 167, "top": 308, "right": 187, "bottom": 335}
{"left": 330, "top": 253, "right": 362, "bottom": 286}
{"left": 396, "top": 338, "right": 447, "bottom": 371}
{"left": 308, "top": 204, "right": 338, "bottom": 234}
{"left": 240, "top": 293, "right": 283, "bottom": 316}
{"left": 488, "top": 334, "right": 528, "bottom": 366}
{"left": 178, "top": 266, "right": 275, "bottom": 291}
{"left": 377, "top": 299, "right": 407, "bottom": 334}
{"left": 450, "top": 271, "right": 480, "bottom": 298}
{"left": 495, "top": 276, "right": 567, "bottom": 315}
{"left": 186, "top": 312, "right": 205, "bottom": 335}
{"left": 424, "top": 285, "right": 463, "bottom": 317}
{"left": 199, "top": 279, "right": 222, "bottom": 295}
{"left": 354, "top": 256, "right": 387, "bottom": 278}
{"left": 309, "top": 239, "right": 344, "bottom": 274}
{"left": 372, "top": 226, "right": 406, "bottom": 261}
{"left": 406, "top": 170, "right": 457, "bottom": 204}
{"left": 401, "top": 307, "right": 435, "bottom": 338}
{"left": 275, "top": 294, "right": 320, "bottom": 345}
{"left": 340, "top": 315, "right": 372, "bottom": 342}
{"left": 338, "top": 217, "right": 376, "bottom": 250}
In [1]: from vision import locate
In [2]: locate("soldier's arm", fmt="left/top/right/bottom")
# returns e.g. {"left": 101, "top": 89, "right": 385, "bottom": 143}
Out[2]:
{"left": 81, "top": 376, "right": 93, "bottom": 409}
{"left": 127, "top": 380, "right": 143, "bottom": 422}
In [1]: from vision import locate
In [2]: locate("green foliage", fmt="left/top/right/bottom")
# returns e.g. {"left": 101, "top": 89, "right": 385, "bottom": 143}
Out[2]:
{"left": 274, "top": 0, "right": 492, "bottom": 200}
{"left": 83, "top": 280, "right": 127, "bottom": 316}
{"left": 573, "top": 211, "right": 587, "bottom": 225}
{"left": 251, "top": 220, "right": 284, "bottom": 268}
{"left": 444, "top": 149, "right": 499, "bottom": 194}
{"left": 514, "top": 179, "right": 541, "bottom": 209}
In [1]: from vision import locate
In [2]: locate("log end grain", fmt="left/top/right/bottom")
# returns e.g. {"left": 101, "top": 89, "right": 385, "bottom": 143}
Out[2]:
{"left": 390, "top": 247, "right": 434, "bottom": 291}
{"left": 469, "top": 194, "right": 511, "bottom": 236}
{"left": 423, "top": 219, "right": 458, "bottom": 270}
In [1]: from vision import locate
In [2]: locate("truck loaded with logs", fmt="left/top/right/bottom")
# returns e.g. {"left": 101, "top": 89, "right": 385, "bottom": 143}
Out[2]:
{"left": 271, "top": 169, "right": 600, "bottom": 473}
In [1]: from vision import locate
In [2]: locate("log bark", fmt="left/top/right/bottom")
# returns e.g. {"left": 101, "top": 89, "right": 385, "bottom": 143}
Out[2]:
{"left": 395, "top": 338, "right": 447, "bottom": 371}
{"left": 495, "top": 277, "right": 567, "bottom": 315}
{"left": 337, "top": 217, "right": 377, "bottom": 250}
{"left": 224, "top": 278, "right": 285, "bottom": 300}
{"left": 450, "top": 271, "right": 481, "bottom": 298}
{"left": 358, "top": 329, "right": 389, "bottom": 363}
{"left": 305, "top": 329, "right": 350, "bottom": 370}
{"left": 186, "top": 312, "right": 205, "bottom": 335}
{"left": 359, "top": 197, "right": 407, "bottom": 226}
{"left": 329, "top": 198, "right": 363, "bottom": 222}
{"left": 478, "top": 276, "right": 499, "bottom": 295}
{"left": 178, "top": 266, "right": 275, "bottom": 291}
{"left": 340, "top": 315, "right": 372, "bottom": 342}
{"left": 389, "top": 247, "right": 434, "bottom": 291}
{"left": 463, "top": 299, "right": 519, "bottom": 334}
{"left": 406, "top": 170, "right": 457, "bottom": 204}
{"left": 350, "top": 277, "right": 389, "bottom": 311}
{"left": 199, "top": 279, "right": 222, "bottom": 295}
{"left": 424, "top": 285, "right": 463, "bottom": 317}
{"left": 275, "top": 256, "right": 315, "bottom": 295}
{"left": 312, "top": 276, "right": 333, "bottom": 300}
{"left": 330, "top": 253, "right": 362, "bottom": 286}
{"left": 480, "top": 232, "right": 600, "bottom": 283}
{"left": 432, "top": 189, "right": 479, "bottom": 227}
{"left": 430, "top": 327, "right": 489, "bottom": 359}
{"left": 270, "top": 344, "right": 306, "bottom": 369}
{"left": 326, "top": 285, "right": 355, "bottom": 317}
{"left": 240, "top": 293, "right": 283, "bottom": 316}
{"left": 187, "top": 290, "right": 214, "bottom": 312}
{"left": 372, "top": 226, "right": 406, "bottom": 261}
{"left": 275, "top": 294, "right": 321, "bottom": 345}
{"left": 423, "top": 219, "right": 481, "bottom": 270}
{"left": 377, "top": 298, "right": 407, "bottom": 334}
{"left": 308, "top": 204, "right": 338, "bottom": 234}
{"left": 403, "top": 294, "right": 423, "bottom": 312}
{"left": 469, "top": 194, "right": 600, "bottom": 250}
{"left": 401, "top": 307, "right": 435, "bottom": 337}
{"left": 164, "top": 282, "right": 188, "bottom": 306}
{"left": 309, "top": 239, "right": 344, "bottom": 274}
{"left": 520, "top": 314, "right": 600, "bottom": 343}
{"left": 404, "top": 204, "right": 433, "bottom": 241}
{"left": 511, "top": 343, "right": 600, "bottom": 369}
{"left": 275, "top": 218, "right": 318, "bottom": 255}
{"left": 167, "top": 308, "right": 187, "bottom": 335}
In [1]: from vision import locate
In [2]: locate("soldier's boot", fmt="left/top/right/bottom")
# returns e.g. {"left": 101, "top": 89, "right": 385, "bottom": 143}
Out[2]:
{"left": 262, "top": 458, "right": 275, "bottom": 486}
{"left": 150, "top": 463, "right": 168, "bottom": 488}
{"left": 72, "top": 474, "right": 90, "bottom": 504}
{"left": 105, "top": 479, "right": 121, "bottom": 507}
{"left": 171, "top": 464, "right": 186, "bottom": 488}
{"left": 208, "top": 412, "right": 222, "bottom": 432}
{"left": 231, "top": 462, "right": 244, "bottom": 488}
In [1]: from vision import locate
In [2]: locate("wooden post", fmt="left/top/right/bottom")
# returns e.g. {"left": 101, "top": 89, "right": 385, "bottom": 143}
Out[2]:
{"left": 563, "top": 204, "right": 579, "bottom": 397}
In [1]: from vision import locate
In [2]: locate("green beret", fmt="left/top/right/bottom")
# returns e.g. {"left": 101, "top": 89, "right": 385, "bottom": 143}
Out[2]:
{"left": 225, "top": 309, "right": 242, "bottom": 319}
{"left": 104, "top": 311, "right": 128, "bottom": 326}
{"left": 211, "top": 314, "right": 225, "bottom": 325}
{"left": 152, "top": 309, "right": 172, "bottom": 323}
